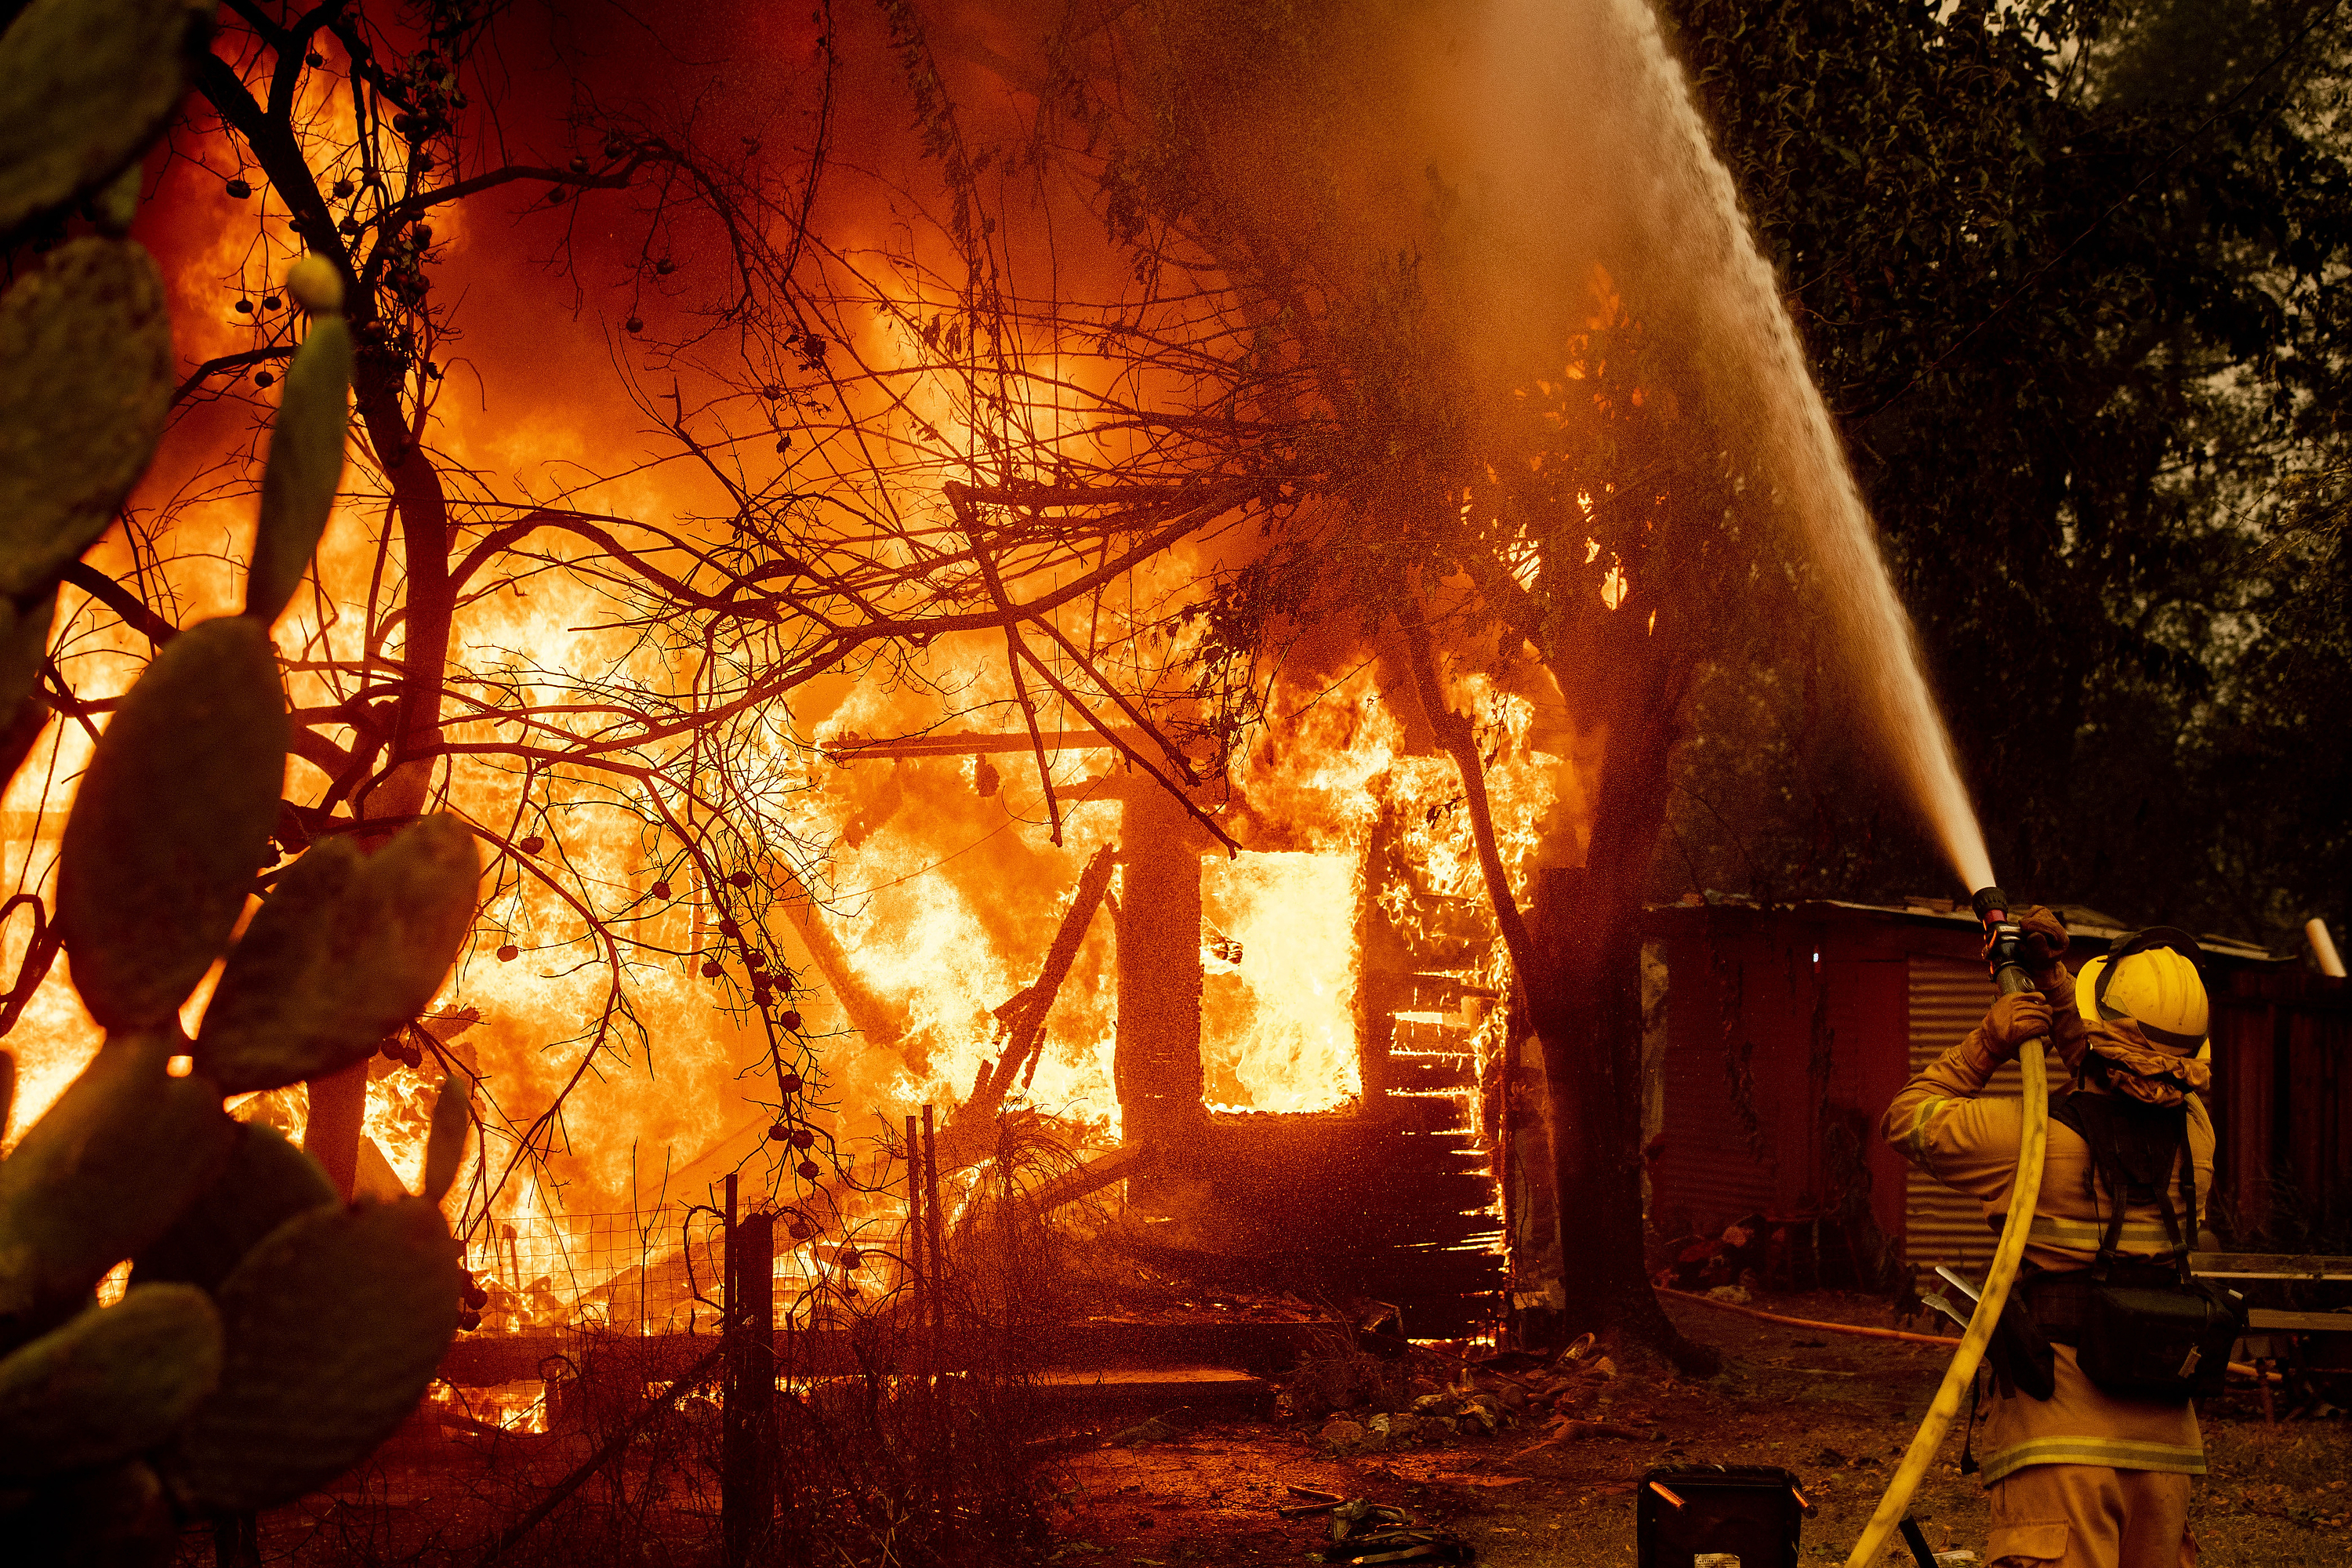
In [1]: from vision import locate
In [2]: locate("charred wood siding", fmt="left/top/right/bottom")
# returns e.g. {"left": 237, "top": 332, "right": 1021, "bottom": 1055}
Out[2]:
{"left": 1144, "top": 1095, "right": 1501, "bottom": 1334}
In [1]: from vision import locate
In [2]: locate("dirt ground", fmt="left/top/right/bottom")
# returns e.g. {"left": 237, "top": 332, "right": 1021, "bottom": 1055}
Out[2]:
{"left": 1047, "top": 1293, "right": 2352, "bottom": 1567}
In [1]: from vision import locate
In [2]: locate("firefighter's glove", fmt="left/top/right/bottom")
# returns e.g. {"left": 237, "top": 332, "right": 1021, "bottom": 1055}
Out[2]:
{"left": 2013, "top": 907, "right": 2070, "bottom": 982}
{"left": 1981, "top": 993, "right": 2053, "bottom": 1061}
{"left": 1979, "top": 906, "right": 2074, "bottom": 988}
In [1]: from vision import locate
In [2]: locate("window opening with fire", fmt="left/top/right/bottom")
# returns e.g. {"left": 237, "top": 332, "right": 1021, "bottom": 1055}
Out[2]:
{"left": 1198, "top": 851, "right": 1363, "bottom": 1113}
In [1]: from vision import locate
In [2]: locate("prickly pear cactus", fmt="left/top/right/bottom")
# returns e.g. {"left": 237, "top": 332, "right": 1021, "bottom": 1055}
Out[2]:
{"left": 0, "top": 8, "right": 483, "bottom": 1563}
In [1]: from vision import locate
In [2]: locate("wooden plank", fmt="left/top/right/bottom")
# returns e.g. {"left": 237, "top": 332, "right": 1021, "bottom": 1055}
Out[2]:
{"left": 2245, "top": 1308, "right": 2352, "bottom": 1333}
{"left": 1385, "top": 1055, "right": 1478, "bottom": 1093}
{"left": 1028, "top": 1143, "right": 1156, "bottom": 1211}
{"left": 2191, "top": 1252, "right": 2352, "bottom": 1280}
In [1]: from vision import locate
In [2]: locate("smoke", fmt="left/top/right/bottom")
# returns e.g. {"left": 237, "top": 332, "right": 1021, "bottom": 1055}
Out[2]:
{"left": 964, "top": 0, "right": 1995, "bottom": 892}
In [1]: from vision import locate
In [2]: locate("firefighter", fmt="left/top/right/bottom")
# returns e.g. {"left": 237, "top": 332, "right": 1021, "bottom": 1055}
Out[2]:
{"left": 1882, "top": 908, "right": 2221, "bottom": 1568}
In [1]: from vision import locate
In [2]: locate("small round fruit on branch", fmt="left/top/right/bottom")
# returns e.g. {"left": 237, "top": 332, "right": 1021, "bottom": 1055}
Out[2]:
{"left": 795, "top": 1160, "right": 821, "bottom": 1181}
{"left": 768, "top": 1122, "right": 789, "bottom": 1142}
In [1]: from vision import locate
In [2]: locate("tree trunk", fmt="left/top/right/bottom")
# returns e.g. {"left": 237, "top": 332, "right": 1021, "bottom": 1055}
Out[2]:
{"left": 303, "top": 390, "right": 459, "bottom": 1199}
{"left": 1526, "top": 692, "right": 1720, "bottom": 1375}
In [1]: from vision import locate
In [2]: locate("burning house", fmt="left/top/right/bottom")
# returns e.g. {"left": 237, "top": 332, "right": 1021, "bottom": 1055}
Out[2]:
{"left": 404, "top": 659, "right": 1567, "bottom": 1421}
{"left": 817, "top": 725, "right": 1512, "bottom": 1338}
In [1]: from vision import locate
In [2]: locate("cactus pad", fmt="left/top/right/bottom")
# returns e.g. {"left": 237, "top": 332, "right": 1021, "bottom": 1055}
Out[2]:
{"left": 0, "top": 588, "right": 58, "bottom": 737}
{"left": 56, "top": 616, "right": 288, "bottom": 1032}
{"left": 191, "top": 837, "right": 363, "bottom": 1093}
{"left": 248, "top": 315, "right": 351, "bottom": 625}
{"left": 422, "top": 1076, "right": 471, "bottom": 1205}
{"left": 0, "top": 0, "right": 212, "bottom": 242}
{"left": 0, "top": 238, "right": 172, "bottom": 600}
{"left": 129, "top": 1124, "right": 336, "bottom": 1293}
{"left": 0, "top": 1030, "right": 234, "bottom": 1347}
{"left": 0, "top": 1283, "right": 222, "bottom": 1481}
{"left": 172, "top": 1197, "right": 460, "bottom": 1511}
{"left": 195, "top": 816, "right": 477, "bottom": 1093}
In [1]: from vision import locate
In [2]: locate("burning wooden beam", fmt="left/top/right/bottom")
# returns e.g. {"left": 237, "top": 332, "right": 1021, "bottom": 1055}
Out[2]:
{"left": 1023, "top": 1142, "right": 1160, "bottom": 1214}
{"left": 1115, "top": 782, "right": 1212, "bottom": 1145}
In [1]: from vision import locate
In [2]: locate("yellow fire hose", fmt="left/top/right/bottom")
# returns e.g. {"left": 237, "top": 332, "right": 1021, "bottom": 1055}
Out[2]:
{"left": 1843, "top": 964, "right": 2049, "bottom": 1568}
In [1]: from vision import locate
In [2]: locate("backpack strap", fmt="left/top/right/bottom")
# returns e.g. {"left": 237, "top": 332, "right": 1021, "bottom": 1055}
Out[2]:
{"left": 2169, "top": 1116, "right": 2198, "bottom": 1285}
{"left": 2093, "top": 1182, "right": 2128, "bottom": 1283}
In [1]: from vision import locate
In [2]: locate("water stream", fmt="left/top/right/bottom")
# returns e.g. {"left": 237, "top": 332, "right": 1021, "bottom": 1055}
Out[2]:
{"left": 1467, "top": 0, "right": 1997, "bottom": 893}
{"left": 1602, "top": 0, "right": 1995, "bottom": 891}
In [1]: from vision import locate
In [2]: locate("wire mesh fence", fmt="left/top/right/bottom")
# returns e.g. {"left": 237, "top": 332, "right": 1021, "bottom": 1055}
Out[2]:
{"left": 459, "top": 1207, "right": 729, "bottom": 1336}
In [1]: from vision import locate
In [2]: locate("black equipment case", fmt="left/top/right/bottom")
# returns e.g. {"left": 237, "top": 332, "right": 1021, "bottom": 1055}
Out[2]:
{"left": 1637, "top": 1465, "right": 1806, "bottom": 1568}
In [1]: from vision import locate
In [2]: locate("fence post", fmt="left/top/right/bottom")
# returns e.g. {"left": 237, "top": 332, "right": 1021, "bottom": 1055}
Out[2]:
{"left": 923, "top": 1106, "right": 956, "bottom": 1565}
{"left": 723, "top": 1200, "right": 775, "bottom": 1566}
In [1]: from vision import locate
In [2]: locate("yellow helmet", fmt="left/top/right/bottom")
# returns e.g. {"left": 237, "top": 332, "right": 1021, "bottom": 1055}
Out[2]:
{"left": 2076, "top": 927, "right": 2209, "bottom": 1053}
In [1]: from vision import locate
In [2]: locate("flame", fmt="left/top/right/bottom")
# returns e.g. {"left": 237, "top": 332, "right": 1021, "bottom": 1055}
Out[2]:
{"left": 0, "top": 31, "right": 1608, "bottom": 1338}
{"left": 1200, "top": 851, "right": 1359, "bottom": 1114}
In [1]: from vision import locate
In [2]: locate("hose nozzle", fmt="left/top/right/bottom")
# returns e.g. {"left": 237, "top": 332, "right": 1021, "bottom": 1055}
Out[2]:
{"left": 1971, "top": 884, "right": 2036, "bottom": 985}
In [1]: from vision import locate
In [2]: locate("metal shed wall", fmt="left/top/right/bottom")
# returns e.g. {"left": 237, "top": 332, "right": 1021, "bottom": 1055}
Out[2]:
{"left": 1647, "top": 932, "right": 1780, "bottom": 1234}
{"left": 2209, "top": 969, "right": 2352, "bottom": 1242}
{"left": 1900, "top": 956, "right": 2016, "bottom": 1272}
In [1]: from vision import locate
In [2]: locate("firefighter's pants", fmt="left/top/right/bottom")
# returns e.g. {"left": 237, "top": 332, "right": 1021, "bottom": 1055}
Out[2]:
{"left": 1989, "top": 1463, "right": 2195, "bottom": 1568}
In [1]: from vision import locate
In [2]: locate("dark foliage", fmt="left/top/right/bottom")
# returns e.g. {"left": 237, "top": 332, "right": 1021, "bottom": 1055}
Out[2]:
{"left": 1661, "top": 0, "right": 2352, "bottom": 946}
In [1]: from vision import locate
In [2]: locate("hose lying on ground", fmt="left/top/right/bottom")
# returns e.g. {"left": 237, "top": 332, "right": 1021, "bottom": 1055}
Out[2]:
{"left": 1661, "top": 1286, "right": 2275, "bottom": 1381}
{"left": 1662, "top": 1288, "right": 1963, "bottom": 1348}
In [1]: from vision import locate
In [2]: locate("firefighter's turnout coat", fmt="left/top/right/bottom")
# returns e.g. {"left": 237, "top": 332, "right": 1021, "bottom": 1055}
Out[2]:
{"left": 1880, "top": 1022, "right": 2212, "bottom": 1486}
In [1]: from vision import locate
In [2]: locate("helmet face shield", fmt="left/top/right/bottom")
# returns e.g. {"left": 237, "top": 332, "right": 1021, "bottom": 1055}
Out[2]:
{"left": 2077, "top": 927, "right": 2209, "bottom": 1052}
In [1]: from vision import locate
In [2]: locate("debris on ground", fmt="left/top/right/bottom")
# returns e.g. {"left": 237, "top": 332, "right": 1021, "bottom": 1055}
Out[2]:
{"left": 1321, "top": 1497, "right": 1476, "bottom": 1563}
{"left": 1111, "top": 1414, "right": 1184, "bottom": 1446}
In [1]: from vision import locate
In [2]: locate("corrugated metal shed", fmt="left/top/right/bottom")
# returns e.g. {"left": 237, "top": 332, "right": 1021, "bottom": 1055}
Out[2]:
{"left": 1900, "top": 956, "right": 2016, "bottom": 1272}
{"left": 1636, "top": 898, "right": 2287, "bottom": 1286}
{"left": 2209, "top": 969, "right": 2352, "bottom": 1240}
